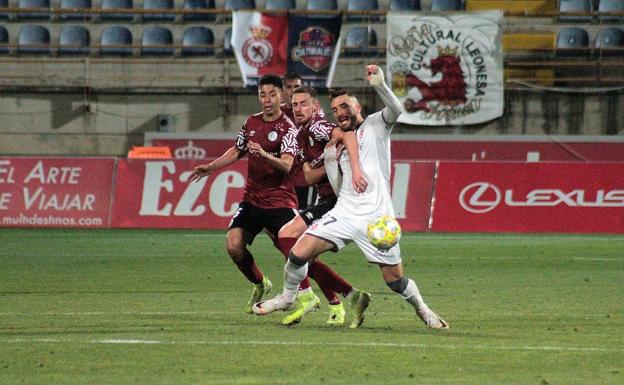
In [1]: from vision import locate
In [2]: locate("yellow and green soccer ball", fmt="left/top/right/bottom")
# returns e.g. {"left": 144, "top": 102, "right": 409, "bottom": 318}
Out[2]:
{"left": 367, "top": 215, "right": 401, "bottom": 250}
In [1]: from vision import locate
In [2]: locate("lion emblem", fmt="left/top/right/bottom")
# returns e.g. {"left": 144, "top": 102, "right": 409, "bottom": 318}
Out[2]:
{"left": 404, "top": 47, "right": 467, "bottom": 113}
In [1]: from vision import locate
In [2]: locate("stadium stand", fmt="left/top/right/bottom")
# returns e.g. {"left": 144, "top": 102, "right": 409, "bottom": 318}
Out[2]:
{"left": 181, "top": 26, "right": 214, "bottom": 56}
{"left": 0, "top": 0, "right": 9, "bottom": 19}
{"left": 222, "top": 26, "right": 233, "bottom": 56}
{"left": 182, "top": 0, "right": 216, "bottom": 21}
{"left": 598, "top": 0, "right": 624, "bottom": 22}
{"left": 387, "top": 0, "right": 420, "bottom": 11}
{"left": 100, "top": 25, "right": 133, "bottom": 55}
{"left": 224, "top": 0, "right": 256, "bottom": 11}
{"left": 559, "top": 0, "right": 593, "bottom": 21}
{"left": 18, "top": 0, "right": 50, "bottom": 20}
{"left": 142, "top": 0, "right": 175, "bottom": 21}
{"left": 101, "top": 0, "right": 134, "bottom": 21}
{"left": 0, "top": 25, "right": 8, "bottom": 53}
{"left": 347, "top": 0, "right": 380, "bottom": 21}
{"left": 59, "top": 24, "right": 91, "bottom": 55}
{"left": 59, "top": 0, "right": 93, "bottom": 20}
{"left": 141, "top": 25, "right": 174, "bottom": 55}
{"left": 594, "top": 27, "right": 624, "bottom": 56}
{"left": 265, "top": 0, "right": 296, "bottom": 10}
{"left": 344, "top": 26, "right": 378, "bottom": 56}
{"left": 465, "top": 0, "right": 555, "bottom": 14}
{"left": 17, "top": 24, "right": 51, "bottom": 54}
{"left": 431, "top": 0, "right": 464, "bottom": 11}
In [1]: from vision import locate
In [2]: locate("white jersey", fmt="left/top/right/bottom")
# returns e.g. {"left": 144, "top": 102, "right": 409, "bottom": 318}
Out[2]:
{"left": 330, "top": 111, "right": 395, "bottom": 219}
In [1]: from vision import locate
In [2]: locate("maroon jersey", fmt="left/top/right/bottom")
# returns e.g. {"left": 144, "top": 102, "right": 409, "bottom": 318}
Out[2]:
{"left": 294, "top": 114, "right": 337, "bottom": 199}
{"left": 280, "top": 104, "right": 295, "bottom": 123}
{"left": 236, "top": 112, "right": 299, "bottom": 209}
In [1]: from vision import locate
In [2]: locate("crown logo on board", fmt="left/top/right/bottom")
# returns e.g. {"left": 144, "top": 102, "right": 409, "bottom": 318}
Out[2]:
{"left": 250, "top": 25, "right": 271, "bottom": 40}
{"left": 174, "top": 141, "right": 206, "bottom": 159}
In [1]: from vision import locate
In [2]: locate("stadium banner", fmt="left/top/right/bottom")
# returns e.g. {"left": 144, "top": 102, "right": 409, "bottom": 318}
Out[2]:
{"left": 386, "top": 11, "right": 504, "bottom": 125}
{"left": 146, "top": 134, "right": 624, "bottom": 162}
{"left": 110, "top": 159, "right": 433, "bottom": 231}
{"left": 431, "top": 162, "right": 624, "bottom": 233}
{"left": 232, "top": 11, "right": 342, "bottom": 87}
{"left": 0, "top": 157, "right": 116, "bottom": 228}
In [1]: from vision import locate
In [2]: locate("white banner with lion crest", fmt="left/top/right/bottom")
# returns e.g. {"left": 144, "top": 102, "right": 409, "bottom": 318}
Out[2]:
{"left": 387, "top": 12, "right": 503, "bottom": 125}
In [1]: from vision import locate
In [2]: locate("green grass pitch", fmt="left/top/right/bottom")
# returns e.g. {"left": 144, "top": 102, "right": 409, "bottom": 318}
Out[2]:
{"left": 0, "top": 228, "right": 622, "bottom": 385}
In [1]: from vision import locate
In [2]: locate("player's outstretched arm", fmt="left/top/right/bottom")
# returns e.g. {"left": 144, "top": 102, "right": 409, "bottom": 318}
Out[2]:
{"left": 188, "top": 146, "right": 244, "bottom": 182}
{"left": 366, "top": 64, "right": 403, "bottom": 126}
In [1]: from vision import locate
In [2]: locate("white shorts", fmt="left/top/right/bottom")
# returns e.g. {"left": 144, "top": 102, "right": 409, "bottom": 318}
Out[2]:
{"left": 305, "top": 210, "right": 401, "bottom": 265}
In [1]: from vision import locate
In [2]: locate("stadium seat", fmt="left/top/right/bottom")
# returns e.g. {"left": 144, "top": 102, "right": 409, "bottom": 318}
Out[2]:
{"left": 306, "top": 0, "right": 338, "bottom": 13}
{"left": 598, "top": 0, "right": 624, "bottom": 22}
{"left": 59, "top": 25, "right": 91, "bottom": 55}
{"left": 182, "top": 0, "right": 216, "bottom": 21}
{"left": 265, "top": 0, "right": 296, "bottom": 10}
{"left": 17, "top": 24, "right": 51, "bottom": 54}
{"left": 18, "top": 0, "right": 51, "bottom": 20}
{"left": 0, "top": 0, "right": 9, "bottom": 19}
{"left": 344, "top": 27, "right": 378, "bottom": 56}
{"left": 388, "top": 0, "right": 420, "bottom": 11}
{"left": 143, "top": 0, "right": 175, "bottom": 21}
{"left": 594, "top": 27, "right": 624, "bottom": 57}
{"left": 556, "top": 27, "right": 590, "bottom": 57}
{"left": 559, "top": 0, "right": 593, "bottom": 21}
{"left": 100, "top": 25, "right": 133, "bottom": 55}
{"left": 181, "top": 26, "right": 214, "bottom": 56}
{"left": 224, "top": 0, "right": 255, "bottom": 11}
{"left": 223, "top": 27, "right": 233, "bottom": 56}
{"left": 431, "top": 0, "right": 463, "bottom": 11}
{"left": 347, "top": 0, "right": 379, "bottom": 21}
{"left": 141, "top": 26, "right": 174, "bottom": 56}
{"left": 0, "top": 25, "right": 8, "bottom": 54}
{"left": 101, "top": 0, "right": 134, "bottom": 21}
{"left": 60, "top": 0, "right": 92, "bottom": 20}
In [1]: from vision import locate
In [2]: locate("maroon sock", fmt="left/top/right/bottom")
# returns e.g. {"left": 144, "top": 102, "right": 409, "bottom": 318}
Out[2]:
{"left": 233, "top": 251, "right": 263, "bottom": 284}
{"left": 308, "top": 259, "right": 353, "bottom": 299}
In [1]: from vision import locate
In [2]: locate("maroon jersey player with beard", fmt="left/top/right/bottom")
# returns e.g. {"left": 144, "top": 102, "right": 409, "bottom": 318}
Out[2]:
{"left": 189, "top": 74, "right": 303, "bottom": 315}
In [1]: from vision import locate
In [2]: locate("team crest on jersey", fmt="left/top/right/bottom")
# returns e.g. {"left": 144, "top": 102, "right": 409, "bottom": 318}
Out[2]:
{"left": 242, "top": 25, "right": 273, "bottom": 68}
{"left": 291, "top": 27, "right": 336, "bottom": 72}
{"left": 268, "top": 131, "right": 278, "bottom": 141}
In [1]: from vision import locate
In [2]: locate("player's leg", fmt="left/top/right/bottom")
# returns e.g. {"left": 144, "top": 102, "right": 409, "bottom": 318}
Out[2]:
{"left": 276, "top": 216, "right": 321, "bottom": 325}
{"left": 379, "top": 263, "right": 449, "bottom": 329}
{"left": 226, "top": 203, "right": 272, "bottom": 314}
{"left": 252, "top": 234, "right": 335, "bottom": 316}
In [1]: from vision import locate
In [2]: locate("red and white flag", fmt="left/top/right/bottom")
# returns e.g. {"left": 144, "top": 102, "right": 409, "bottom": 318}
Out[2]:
{"left": 232, "top": 11, "right": 289, "bottom": 86}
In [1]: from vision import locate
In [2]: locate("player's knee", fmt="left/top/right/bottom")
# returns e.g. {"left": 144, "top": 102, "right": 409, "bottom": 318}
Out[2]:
{"left": 386, "top": 277, "right": 409, "bottom": 294}
{"left": 225, "top": 238, "right": 246, "bottom": 261}
{"left": 288, "top": 251, "right": 309, "bottom": 266}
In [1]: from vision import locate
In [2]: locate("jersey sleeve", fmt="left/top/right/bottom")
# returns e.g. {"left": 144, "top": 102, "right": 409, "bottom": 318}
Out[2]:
{"left": 235, "top": 122, "right": 248, "bottom": 152}
{"left": 309, "top": 119, "right": 335, "bottom": 142}
{"left": 280, "top": 126, "right": 299, "bottom": 157}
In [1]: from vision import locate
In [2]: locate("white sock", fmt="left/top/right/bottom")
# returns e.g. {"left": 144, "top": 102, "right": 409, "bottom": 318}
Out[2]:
{"left": 282, "top": 259, "right": 308, "bottom": 303}
{"left": 401, "top": 279, "right": 426, "bottom": 310}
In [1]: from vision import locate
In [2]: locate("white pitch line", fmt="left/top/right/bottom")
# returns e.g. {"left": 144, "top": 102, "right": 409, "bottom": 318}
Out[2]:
{"left": 1, "top": 337, "right": 621, "bottom": 353}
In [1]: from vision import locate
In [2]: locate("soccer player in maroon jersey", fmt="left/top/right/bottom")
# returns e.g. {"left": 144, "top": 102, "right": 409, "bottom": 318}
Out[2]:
{"left": 189, "top": 74, "right": 306, "bottom": 314}
{"left": 278, "top": 85, "right": 371, "bottom": 326}
{"left": 279, "top": 72, "right": 302, "bottom": 123}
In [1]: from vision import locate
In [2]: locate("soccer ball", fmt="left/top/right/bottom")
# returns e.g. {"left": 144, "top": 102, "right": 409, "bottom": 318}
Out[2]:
{"left": 367, "top": 215, "right": 401, "bottom": 250}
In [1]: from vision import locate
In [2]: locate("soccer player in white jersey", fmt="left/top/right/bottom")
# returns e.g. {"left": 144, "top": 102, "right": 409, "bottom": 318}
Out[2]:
{"left": 252, "top": 64, "right": 449, "bottom": 329}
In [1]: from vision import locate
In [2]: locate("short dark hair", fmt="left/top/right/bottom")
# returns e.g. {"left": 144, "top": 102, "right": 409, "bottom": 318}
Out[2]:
{"left": 292, "top": 86, "right": 317, "bottom": 99}
{"left": 282, "top": 72, "right": 302, "bottom": 82}
{"left": 328, "top": 88, "right": 355, "bottom": 102}
{"left": 258, "top": 74, "right": 283, "bottom": 89}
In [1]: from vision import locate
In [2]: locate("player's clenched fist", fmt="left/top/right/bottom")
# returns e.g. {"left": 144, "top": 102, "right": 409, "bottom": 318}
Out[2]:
{"left": 366, "top": 64, "right": 385, "bottom": 87}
